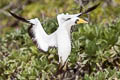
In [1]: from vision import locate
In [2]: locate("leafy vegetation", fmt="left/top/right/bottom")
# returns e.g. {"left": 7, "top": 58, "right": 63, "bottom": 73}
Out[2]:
{"left": 0, "top": 17, "right": 120, "bottom": 79}
{"left": 0, "top": 0, "right": 120, "bottom": 79}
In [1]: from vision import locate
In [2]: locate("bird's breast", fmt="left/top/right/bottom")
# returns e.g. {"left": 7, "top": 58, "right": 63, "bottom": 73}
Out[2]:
{"left": 57, "top": 27, "right": 71, "bottom": 50}
{"left": 57, "top": 27, "right": 71, "bottom": 63}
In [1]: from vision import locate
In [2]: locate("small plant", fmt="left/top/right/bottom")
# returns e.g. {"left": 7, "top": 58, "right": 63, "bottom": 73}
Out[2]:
{"left": 0, "top": 18, "right": 120, "bottom": 79}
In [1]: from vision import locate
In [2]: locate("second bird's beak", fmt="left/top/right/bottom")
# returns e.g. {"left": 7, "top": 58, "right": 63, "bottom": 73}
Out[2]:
{"left": 76, "top": 18, "right": 88, "bottom": 24}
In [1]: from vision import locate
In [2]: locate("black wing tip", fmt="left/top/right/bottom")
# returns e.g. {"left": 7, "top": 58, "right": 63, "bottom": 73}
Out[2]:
{"left": 91, "top": 2, "right": 100, "bottom": 9}
{"left": 7, "top": 10, "right": 16, "bottom": 16}
{"left": 8, "top": 10, "right": 32, "bottom": 24}
{"left": 96, "top": 2, "right": 101, "bottom": 7}
{"left": 7, "top": 10, "right": 11, "bottom": 13}
{"left": 7, "top": 10, "right": 14, "bottom": 16}
{"left": 84, "top": 2, "right": 100, "bottom": 13}
{"left": 78, "top": 2, "right": 100, "bottom": 17}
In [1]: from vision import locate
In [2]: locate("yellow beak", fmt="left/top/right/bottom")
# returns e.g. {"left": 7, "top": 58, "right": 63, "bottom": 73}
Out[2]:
{"left": 77, "top": 18, "right": 88, "bottom": 24}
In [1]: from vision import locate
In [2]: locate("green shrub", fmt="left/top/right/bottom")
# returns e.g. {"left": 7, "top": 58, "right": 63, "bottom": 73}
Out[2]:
{"left": 0, "top": 18, "right": 120, "bottom": 79}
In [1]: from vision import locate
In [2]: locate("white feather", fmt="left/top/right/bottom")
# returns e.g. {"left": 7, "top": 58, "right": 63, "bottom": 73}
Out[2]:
{"left": 29, "top": 18, "right": 57, "bottom": 52}
{"left": 28, "top": 13, "right": 81, "bottom": 64}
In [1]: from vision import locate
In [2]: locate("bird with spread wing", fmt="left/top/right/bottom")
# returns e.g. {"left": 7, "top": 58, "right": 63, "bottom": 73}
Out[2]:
{"left": 8, "top": 3, "right": 100, "bottom": 70}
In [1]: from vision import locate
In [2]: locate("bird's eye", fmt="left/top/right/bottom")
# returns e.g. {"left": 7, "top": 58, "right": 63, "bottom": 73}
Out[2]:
{"left": 65, "top": 18, "right": 71, "bottom": 21}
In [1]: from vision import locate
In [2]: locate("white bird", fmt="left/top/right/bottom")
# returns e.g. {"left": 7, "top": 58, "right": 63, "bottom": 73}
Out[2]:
{"left": 9, "top": 12, "right": 87, "bottom": 65}
{"left": 56, "top": 13, "right": 88, "bottom": 64}
{"left": 8, "top": 3, "right": 99, "bottom": 66}
{"left": 30, "top": 14, "right": 88, "bottom": 63}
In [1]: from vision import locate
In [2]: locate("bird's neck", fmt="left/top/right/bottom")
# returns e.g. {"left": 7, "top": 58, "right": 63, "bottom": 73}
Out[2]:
{"left": 63, "top": 23, "right": 72, "bottom": 36}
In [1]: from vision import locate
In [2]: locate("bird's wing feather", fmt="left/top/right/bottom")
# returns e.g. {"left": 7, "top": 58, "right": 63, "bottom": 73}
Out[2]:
{"left": 47, "top": 31, "right": 57, "bottom": 47}
{"left": 28, "top": 18, "right": 49, "bottom": 52}
{"left": 78, "top": 3, "right": 100, "bottom": 17}
{"left": 8, "top": 11, "right": 32, "bottom": 24}
{"left": 9, "top": 11, "right": 57, "bottom": 52}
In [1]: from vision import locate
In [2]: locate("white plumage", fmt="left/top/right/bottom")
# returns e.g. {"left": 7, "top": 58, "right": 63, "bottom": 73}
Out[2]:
{"left": 9, "top": 3, "right": 99, "bottom": 66}
{"left": 28, "top": 13, "right": 88, "bottom": 64}
{"left": 28, "top": 18, "right": 57, "bottom": 52}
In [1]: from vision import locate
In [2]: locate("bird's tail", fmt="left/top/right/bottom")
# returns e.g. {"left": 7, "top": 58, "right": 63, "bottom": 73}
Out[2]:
{"left": 8, "top": 11, "right": 33, "bottom": 25}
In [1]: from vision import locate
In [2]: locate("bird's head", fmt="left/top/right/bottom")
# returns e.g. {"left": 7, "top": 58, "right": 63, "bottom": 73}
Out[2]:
{"left": 57, "top": 13, "right": 88, "bottom": 26}
{"left": 57, "top": 3, "right": 100, "bottom": 26}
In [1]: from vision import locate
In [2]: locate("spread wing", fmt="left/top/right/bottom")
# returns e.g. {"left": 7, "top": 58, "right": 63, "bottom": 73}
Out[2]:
{"left": 9, "top": 11, "right": 57, "bottom": 52}
{"left": 8, "top": 11, "right": 32, "bottom": 24}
